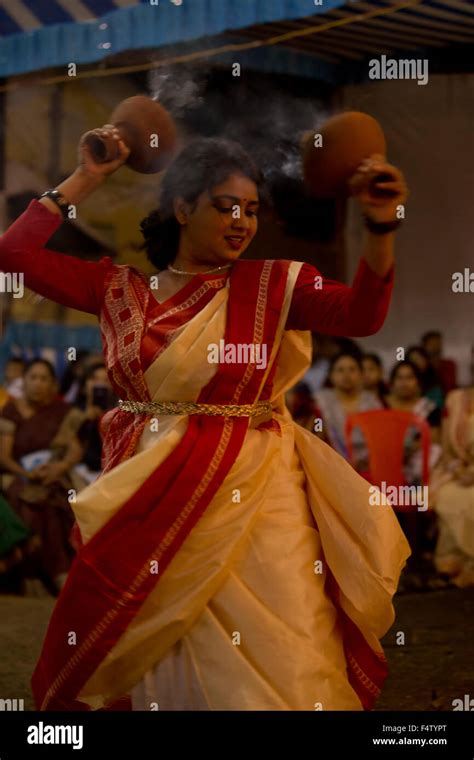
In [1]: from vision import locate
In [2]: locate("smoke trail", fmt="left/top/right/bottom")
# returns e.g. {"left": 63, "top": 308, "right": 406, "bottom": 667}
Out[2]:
{"left": 149, "top": 65, "right": 207, "bottom": 118}
{"left": 147, "top": 64, "right": 331, "bottom": 181}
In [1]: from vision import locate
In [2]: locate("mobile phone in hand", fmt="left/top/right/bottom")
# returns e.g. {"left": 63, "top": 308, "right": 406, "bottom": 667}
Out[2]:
{"left": 91, "top": 384, "right": 111, "bottom": 411}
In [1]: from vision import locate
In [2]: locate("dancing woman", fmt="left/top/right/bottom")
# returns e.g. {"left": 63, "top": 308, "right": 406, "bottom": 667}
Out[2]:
{"left": 0, "top": 125, "right": 410, "bottom": 710}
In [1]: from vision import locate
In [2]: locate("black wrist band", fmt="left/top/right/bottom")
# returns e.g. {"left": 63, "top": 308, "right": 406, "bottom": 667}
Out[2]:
{"left": 363, "top": 215, "right": 402, "bottom": 235}
{"left": 38, "top": 189, "right": 70, "bottom": 219}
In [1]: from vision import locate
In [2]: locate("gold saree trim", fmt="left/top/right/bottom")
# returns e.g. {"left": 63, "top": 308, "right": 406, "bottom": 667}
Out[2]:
{"left": 117, "top": 400, "right": 273, "bottom": 417}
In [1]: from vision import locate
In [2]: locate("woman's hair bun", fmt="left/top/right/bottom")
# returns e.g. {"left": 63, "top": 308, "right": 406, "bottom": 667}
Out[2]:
{"left": 139, "top": 209, "right": 162, "bottom": 240}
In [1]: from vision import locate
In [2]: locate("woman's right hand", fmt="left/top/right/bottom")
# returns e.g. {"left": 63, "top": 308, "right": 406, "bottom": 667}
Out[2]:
{"left": 77, "top": 124, "right": 131, "bottom": 180}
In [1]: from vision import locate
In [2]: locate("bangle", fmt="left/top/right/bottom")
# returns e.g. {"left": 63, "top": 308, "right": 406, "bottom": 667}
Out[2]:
{"left": 363, "top": 215, "right": 402, "bottom": 235}
{"left": 38, "top": 189, "right": 70, "bottom": 219}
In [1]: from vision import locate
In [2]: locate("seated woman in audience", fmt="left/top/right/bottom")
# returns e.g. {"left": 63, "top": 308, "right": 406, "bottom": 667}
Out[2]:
{"left": 421, "top": 330, "right": 457, "bottom": 395}
{"left": 362, "top": 353, "right": 388, "bottom": 405}
{"left": 406, "top": 345, "right": 444, "bottom": 411}
{"left": 315, "top": 352, "right": 382, "bottom": 473}
{"left": 0, "top": 490, "right": 31, "bottom": 591}
{"left": 59, "top": 350, "right": 94, "bottom": 404}
{"left": 385, "top": 361, "right": 442, "bottom": 482}
{"left": 285, "top": 381, "right": 319, "bottom": 434}
{"left": 73, "top": 362, "right": 116, "bottom": 485}
{"left": 0, "top": 359, "right": 84, "bottom": 595}
{"left": 387, "top": 359, "right": 441, "bottom": 429}
{"left": 430, "top": 387, "right": 474, "bottom": 587}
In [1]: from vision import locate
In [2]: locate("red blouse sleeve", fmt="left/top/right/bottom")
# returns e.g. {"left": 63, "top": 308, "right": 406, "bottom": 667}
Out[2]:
{"left": 0, "top": 199, "right": 115, "bottom": 315}
{"left": 285, "top": 258, "right": 394, "bottom": 336}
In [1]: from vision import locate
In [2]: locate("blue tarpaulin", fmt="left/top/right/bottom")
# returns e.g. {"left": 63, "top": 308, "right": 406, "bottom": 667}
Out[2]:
{"left": 0, "top": 0, "right": 350, "bottom": 77}
{"left": 0, "top": 1, "right": 472, "bottom": 82}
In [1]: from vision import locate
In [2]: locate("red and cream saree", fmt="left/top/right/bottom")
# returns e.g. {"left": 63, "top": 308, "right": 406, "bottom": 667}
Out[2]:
{"left": 29, "top": 255, "right": 409, "bottom": 712}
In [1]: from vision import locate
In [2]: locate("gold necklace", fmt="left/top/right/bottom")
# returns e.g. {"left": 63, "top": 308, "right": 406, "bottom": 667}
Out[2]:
{"left": 168, "top": 262, "right": 233, "bottom": 275}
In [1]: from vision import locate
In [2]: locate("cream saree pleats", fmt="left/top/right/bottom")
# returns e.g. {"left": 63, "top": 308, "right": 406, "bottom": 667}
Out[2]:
{"left": 68, "top": 262, "right": 409, "bottom": 711}
{"left": 129, "top": 329, "right": 410, "bottom": 710}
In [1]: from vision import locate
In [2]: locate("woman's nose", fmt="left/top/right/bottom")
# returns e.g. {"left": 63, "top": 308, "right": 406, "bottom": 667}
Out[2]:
{"left": 231, "top": 213, "right": 249, "bottom": 230}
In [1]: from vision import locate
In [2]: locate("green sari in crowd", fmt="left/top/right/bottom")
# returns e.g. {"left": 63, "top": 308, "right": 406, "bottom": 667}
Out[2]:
{"left": 0, "top": 491, "right": 29, "bottom": 559}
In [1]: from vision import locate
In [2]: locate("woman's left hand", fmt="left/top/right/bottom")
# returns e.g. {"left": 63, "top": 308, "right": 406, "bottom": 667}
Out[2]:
{"left": 348, "top": 154, "right": 408, "bottom": 223}
{"left": 36, "top": 462, "right": 67, "bottom": 486}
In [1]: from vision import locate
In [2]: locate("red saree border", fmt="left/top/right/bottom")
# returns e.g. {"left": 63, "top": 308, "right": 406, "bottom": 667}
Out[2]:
{"left": 326, "top": 567, "right": 388, "bottom": 710}
{"left": 32, "top": 258, "right": 291, "bottom": 710}
{"left": 100, "top": 265, "right": 150, "bottom": 402}
{"left": 98, "top": 265, "right": 152, "bottom": 476}
{"left": 142, "top": 276, "right": 228, "bottom": 368}
{"left": 146, "top": 274, "right": 228, "bottom": 329}
{"left": 100, "top": 270, "right": 230, "bottom": 475}
{"left": 35, "top": 413, "right": 244, "bottom": 711}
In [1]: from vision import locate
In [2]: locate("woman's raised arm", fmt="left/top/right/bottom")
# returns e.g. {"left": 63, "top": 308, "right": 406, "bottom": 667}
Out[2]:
{"left": 286, "top": 155, "right": 408, "bottom": 336}
{"left": 286, "top": 258, "right": 394, "bottom": 337}
{"left": 0, "top": 197, "right": 115, "bottom": 314}
{"left": 0, "top": 125, "right": 130, "bottom": 315}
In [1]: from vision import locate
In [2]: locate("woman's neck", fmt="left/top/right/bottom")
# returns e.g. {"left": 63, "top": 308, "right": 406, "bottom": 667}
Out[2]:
{"left": 334, "top": 388, "right": 360, "bottom": 401}
{"left": 170, "top": 256, "right": 231, "bottom": 274}
{"left": 389, "top": 395, "right": 418, "bottom": 409}
{"left": 25, "top": 396, "right": 53, "bottom": 410}
{"left": 172, "top": 237, "right": 233, "bottom": 274}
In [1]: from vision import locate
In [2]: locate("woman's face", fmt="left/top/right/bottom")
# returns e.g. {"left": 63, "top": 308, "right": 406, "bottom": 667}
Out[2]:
{"left": 85, "top": 367, "right": 110, "bottom": 397}
{"left": 362, "top": 358, "right": 382, "bottom": 389}
{"left": 174, "top": 172, "right": 259, "bottom": 265}
{"left": 423, "top": 335, "right": 442, "bottom": 360}
{"left": 391, "top": 366, "right": 420, "bottom": 400}
{"left": 24, "top": 364, "right": 56, "bottom": 404}
{"left": 331, "top": 357, "right": 362, "bottom": 393}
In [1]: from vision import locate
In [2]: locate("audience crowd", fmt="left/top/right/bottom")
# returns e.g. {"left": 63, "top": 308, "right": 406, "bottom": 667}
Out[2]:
{"left": 287, "top": 330, "right": 473, "bottom": 591}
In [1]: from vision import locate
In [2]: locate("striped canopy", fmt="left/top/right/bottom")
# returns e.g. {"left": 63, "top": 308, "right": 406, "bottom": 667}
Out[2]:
{"left": 0, "top": 0, "right": 472, "bottom": 81}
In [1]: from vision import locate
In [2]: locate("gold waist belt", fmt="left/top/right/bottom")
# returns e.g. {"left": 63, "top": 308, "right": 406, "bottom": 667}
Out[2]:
{"left": 118, "top": 399, "right": 273, "bottom": 418}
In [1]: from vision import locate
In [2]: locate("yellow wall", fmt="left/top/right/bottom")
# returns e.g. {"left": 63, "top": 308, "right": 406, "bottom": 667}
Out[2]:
{"left": 5, "top": 76, "right": 165, "bottom": 326}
